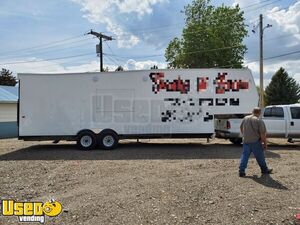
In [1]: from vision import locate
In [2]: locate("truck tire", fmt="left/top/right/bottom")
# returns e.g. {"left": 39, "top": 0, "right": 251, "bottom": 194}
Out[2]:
{"left": 229, "top": 138, "right": 242, "bottom": 145}
{"left": 77, "top": 130, "right": 97, "bottom": 150}
{"left": 99, "top": 130, "right": 119, "bottom": 150}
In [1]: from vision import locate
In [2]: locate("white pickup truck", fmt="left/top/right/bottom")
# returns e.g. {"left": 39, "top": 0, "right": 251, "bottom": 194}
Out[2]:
{"left": 215, "top": 104, "right": 300, "bottom": 144}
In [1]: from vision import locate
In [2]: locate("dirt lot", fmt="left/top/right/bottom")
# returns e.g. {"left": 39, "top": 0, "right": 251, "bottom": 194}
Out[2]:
{"left": 0, "top": 138, "right": 299, "bottom": 225}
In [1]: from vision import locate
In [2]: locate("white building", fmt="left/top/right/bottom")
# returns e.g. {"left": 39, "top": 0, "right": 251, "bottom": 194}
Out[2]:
{"left": 0, "top": 85, "right": 18, "bottom": 138}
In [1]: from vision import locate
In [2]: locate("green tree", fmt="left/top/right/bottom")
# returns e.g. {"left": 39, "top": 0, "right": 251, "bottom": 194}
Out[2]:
{"left": 0, "top": 68, "right": 17, "bottom": 86}
{"left": 165, "top": 0, "right": 247, "bottom": 68}
{"left": 115, "top": 66, "right": 124, "bottom": 71}
{"left": 265, "top": 67, "right": 300, "bottom": 105}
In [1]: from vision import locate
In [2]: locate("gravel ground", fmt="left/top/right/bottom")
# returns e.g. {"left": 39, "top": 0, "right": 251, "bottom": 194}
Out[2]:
{"left": 0, "top": 138, "right": 299, "bottom": 225}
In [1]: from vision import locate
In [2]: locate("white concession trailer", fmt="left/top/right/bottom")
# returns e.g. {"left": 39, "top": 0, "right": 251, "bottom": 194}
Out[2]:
{"left": 18, "top": 69, "right": 258, "bottom": 149}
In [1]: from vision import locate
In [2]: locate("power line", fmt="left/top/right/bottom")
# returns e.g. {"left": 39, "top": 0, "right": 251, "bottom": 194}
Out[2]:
{"left": 0, "top": 34, "right": 86, "bottom": 56}
{"left": 103, "top": 45, "right": 300, "bottom": 68}
{"left": 104, "top": 42, "right": 126, "bottom": 65}
{"left": 108, "top": 0, "right": 278, "bottom": 37}
{"left": 104, "top": 53, "right": 162, "bottom": 60}
{"left": 112, "top": 3, "right": 285, "bottom": 41}
{"left": 3, "top": 45, "right": 299, "bottom": 70}
{"left": 113, "top": 22, "right": 249, "bottom": 41}
{"left": 244, "top": 0, "right": 283, "bottom": 14}
{"left": 265, "top": 32, "right": 299, "bottom": 41}
{"left": 0, "top": 1, "right": 288, "bottom": 69}
{"left": 2, "top": 24, "right": 292, "bottom": 63}
{"left": 0, "top": 0, "right": 286, "bottom": 59}
{"left": 0, "top": 52, "right": 95, "bottom": 66}
{"left": 107, "top": 0, "right": 282, "bottom": 40}
{"left": 112, "top": 20, "right": 250, "bottom": 40}
{"left": 112, "top": 12, "right": 255, "bottom": 38}
{"left": 238, "top": 0, "right": 278, "bottom": 9}
{"left": 15, "top": 54, "right": 96, "bottom": 71}
{"left": 0, "top": 1, "right": 286, "bottom": 61}
{"left": 112, "top": 26, "right": 298, "bottom": 47}
{"left": 105, "top": 53, "right": 121, "bottom": 66}
{"left": 264, "top": 49, "right": 300, "bottom": 60}
{"left": 113, "top": 25, "right": 297, "bottom": 45}
{"left": 220, "top": 49, "right": 300, "bottom": 68}
{"left": 105, "top": 55, "right": 121, "bottom": 68}
{"left": 87, "top": 30, "right": 113, "bottom": 72}
{"left": 104, "top": 45, "right": 243, "bottom": 60}
{"left": 117, "top": 23, "right": 184, "bottom": 34}
{"left": 0, "top": 40, "right": 94, "bottom": 61}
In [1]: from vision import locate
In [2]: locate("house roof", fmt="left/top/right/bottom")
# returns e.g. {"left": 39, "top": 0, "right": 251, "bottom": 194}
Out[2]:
{"left": 0, "top": 85, "right": 18, "bottom": 103}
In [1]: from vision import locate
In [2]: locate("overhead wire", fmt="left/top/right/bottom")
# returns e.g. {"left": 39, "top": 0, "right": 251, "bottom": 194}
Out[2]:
{"left": 265, "top": 32, "right": 300, "bottom": 41}
{"left": 0, "top": 52, "right": 95, "bottom": 66}
{"left": 220, "top": 49, "right": 300, "bottom": 68}
{"left": 238, "top": 0, "right": 278, "bottom": 9}
{"left": 13, "top": 54, "right": 97, "bottom": 71}
{"left": 107, "top": 0, "right": 279, "bottom": 38}
{"left": 104, "top": 41, "right": 127, "bottom": 65}
{"left": 109, "top": 0, "right": 283, "bottom": 41}
{"left": 104, "top": 0, "right": 293, "bottom": 67}
{"left": 105, "top": 54, "right": 121, "bottom": 67}
{"left": 0, "top": 34, "right": 86, "bottom": 56}
{"left": 1, "top": 0, "right": 290, "bottom": 68}
{"left": 0, "top": 0, "right": 285, "bottom": 58}
{"left": 0, "top": 40, "right": 95, "bottom": 61}
{"left": 111, "top": 21, "right": 249, "bottom": 41}
{"left": 104, "top": 45, "right": 246, "bottom": 60}
{"left": 103, "top": 45, "right": 300, "bottom": 69}
{"left": 244, "top": 0, "right": 283, "bottom": 14}
{"left": 104, "top": 55, "right": 119, "bottom": 68}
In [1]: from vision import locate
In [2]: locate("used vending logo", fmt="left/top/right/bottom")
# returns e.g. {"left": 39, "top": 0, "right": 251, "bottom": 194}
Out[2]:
{"left": 1, "top": 199, "right": 62, "bottom": 223}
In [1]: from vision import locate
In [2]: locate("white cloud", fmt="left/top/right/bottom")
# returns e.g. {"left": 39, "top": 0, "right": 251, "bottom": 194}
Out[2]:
{"left": 116, "top": 0, "right": 167, "bottom": 16}
{"left": 70, "top": 0, "right": 168, "bottom": 48}
{"left": 244, "top": 1, "right": 300, "bottom": 62}
{"left": 64, "top": 60, "right": 101, "bottom": 72}
{"left": 266, "top": 1, "right": 300, "bottom": 36}
{"left": 1, "top": 57, "right": 167, "bottom": 76}
{"left": 240, "top": 0, "right": 300, "bottom": 89}
{"left": 1, "top": 59, "right": 101, "bottom": 75}
{"left": 1, "top": 60, "right": 65, "bottom": 75}
{"left": 124, "top": 59, "right": 166, "bottom": 70}
{"left": 102, "top": 18, "right": 139, "bottom": 49}
{"left": 232, "top": 0, "right": 251, "bottom": 8}
{"left": 232, "top": 0, "right": 264, "bottom": 21}
{"left": 246, "top": 59, "right": 300, "bottom": 88}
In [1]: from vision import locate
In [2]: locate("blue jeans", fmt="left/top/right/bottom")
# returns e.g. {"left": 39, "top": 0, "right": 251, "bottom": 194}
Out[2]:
{"left": 239, "top": 140, "right": 268, "bottom": 173}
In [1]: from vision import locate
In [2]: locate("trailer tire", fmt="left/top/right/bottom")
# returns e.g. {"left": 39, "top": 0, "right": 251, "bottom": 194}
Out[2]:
{"left": 99, "top": 130, "right": 119, "bottom": 150}
{"left": 229, "top": 138, "right": 242, "bottom": 145}
{"left": 77, "top": 130, "right": 97, "bottom": 150}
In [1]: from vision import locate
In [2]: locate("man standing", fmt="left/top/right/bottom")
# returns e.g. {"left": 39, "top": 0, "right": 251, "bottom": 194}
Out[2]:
{"left": 239, "top": 107, "right": 272, "bottom": 177}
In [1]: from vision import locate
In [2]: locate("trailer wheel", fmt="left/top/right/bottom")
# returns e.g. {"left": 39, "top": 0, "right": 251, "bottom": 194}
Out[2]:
{"left": 99, "top": 130, "right": 119, "bottom": 150}
{"left": 77, "top": 131, "right": 97, "bottom": 150}
{"left": 229, "top": 138, "right": 242, "bottom": 145}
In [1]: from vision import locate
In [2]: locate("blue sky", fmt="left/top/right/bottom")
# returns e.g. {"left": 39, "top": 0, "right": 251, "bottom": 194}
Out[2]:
{"left": 0, "top": 0, "right": 299, "bottom": 86}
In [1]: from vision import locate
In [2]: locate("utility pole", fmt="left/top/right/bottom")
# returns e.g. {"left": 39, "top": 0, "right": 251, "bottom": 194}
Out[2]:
{"left": 256, "top": 15, "right": 272, "bottom": 109}
{"left": 259, "top": 14, "right": 264, "bottom": 109}
{"left": 259, "top": 14, "right": 272, "bottom": 109}
{"left": 87, "top": 30, "right": 113, "bottom": 72}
